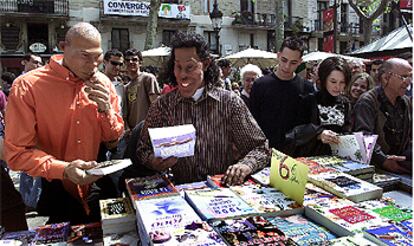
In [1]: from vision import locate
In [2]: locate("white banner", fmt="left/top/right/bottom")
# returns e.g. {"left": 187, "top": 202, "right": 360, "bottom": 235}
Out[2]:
{"left": 103, "top": 0, "right": 190, "bottom": 19}
{"left": 103, "top": 0, "right": 150, "bottom": 17}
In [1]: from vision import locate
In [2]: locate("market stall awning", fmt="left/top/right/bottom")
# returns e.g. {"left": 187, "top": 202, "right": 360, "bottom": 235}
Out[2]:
{"left": 302, "top": 51, "right": 368, "bottom": 63}
{"left": 141, "top": 46, "right": 171, "bottom": 66}
{"left": 223, "top": 48, "right": 278, "bottom": 68}
{"left": 349, "top": 24, "right": 413, "bottom": 58}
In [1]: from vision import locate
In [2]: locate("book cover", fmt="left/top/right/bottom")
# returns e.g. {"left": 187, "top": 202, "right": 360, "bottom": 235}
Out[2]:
{"left": 372, "top": 205, "right": 412, "bottom": 223}
{"left": 210, "top": 216, "right": 292, "bottom": 246}
{"left": 100, "top": 197, "right": 135, "bottom": 221}
{"left": 331, "top": 160, "right": 375, "bottom": 176}
{"left": 365, "top": 224, "right": 412, "bottom": 246}
{"left": 148, "top": 124, "right": 196, "bottom": 159}
{"left": 86, "top": 159, "right": 132, "bottom": 175}
{"left": 176, "top": 181, "right": 208, "bottom": 197}
{"left": 68, "top": 222, "right": 103, "bottom": 245}
{"left": 135, "top": 196, "right": 225, "bottom": 245}
{"left": 250, "top": 167, "right": 271, "bottom": 186}
{"left": 329, "top": 133, "right": 378, "bottom": 164}
{"left": 230, "top": 185, "right": 302, "bottom": 214}
{"left": 34, "top": 222, "right": 71, "bottom": 244}
{"left": 207, "top": 174, "right": 257, "bottom": 188}
{"left": 267, "top": 214, "right": 337, "bottom": 246}
{"left": 125, "top": 175, "right": 178, "bottom": 202}
{"left": 184, "top": 188, "right": 255, "bottom": 220}
{"left": 1, "top": 230, "right": 36, "bottom": 245}
{"left": 306, "top": 156, "right": 347, "bottom": 166}
{"left": 309, "top": 172, "right": 383, "bottom": 202}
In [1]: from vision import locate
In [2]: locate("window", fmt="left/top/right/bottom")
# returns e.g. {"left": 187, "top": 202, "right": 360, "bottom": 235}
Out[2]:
{"left": 111, "top": 28, "right": 130, "bottom": 52}
{"left": 204, "top": 31, "right": 218, "bottom": 54}
{"left": 162, "top": 30, "right": 176, "bottom": 46}
{"left": 250, "top": 33, "right": 254, "bottom": 48}
{"left": 340, "top": 3, "right": 348, "bottom": 33}
{"left": 240, "top": 0, "right": 254, "bottom": 13}
{"left": 203, "top": 0, "right": 214, "bottom": 14}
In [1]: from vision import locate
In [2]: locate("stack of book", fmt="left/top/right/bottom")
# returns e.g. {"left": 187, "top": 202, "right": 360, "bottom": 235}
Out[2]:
{"left": 308, "top": 172, "right": 383, "bottom": 202}
{"left": 135, "top": 195, "right": 225, "bottom": 245}
{"left": 184, "top": 188, "right": 255, "bottom": 220}
{"left": 100, "top": 197, "right": 136, "bottom": 235}
{"left": 34, "top": 222, "right": 71, "bottom": 245}
{"left": 364, "top": 222, "right": 413, "bottom": 246}
{"left": 356, "top": 199, "right": 412, "bottom": 223}
{"left": 250, "top": 167, "right": 270, "bottom": 186}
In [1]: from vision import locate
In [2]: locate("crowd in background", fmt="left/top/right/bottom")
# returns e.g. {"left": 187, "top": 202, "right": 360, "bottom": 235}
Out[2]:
{"left": 0, "top": 23, "right": 412, "bottom": 233}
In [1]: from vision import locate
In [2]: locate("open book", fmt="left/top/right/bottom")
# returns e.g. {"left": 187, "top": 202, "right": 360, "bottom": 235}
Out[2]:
{"left": 329, "top": 132, "right": 378, "bottom": 164}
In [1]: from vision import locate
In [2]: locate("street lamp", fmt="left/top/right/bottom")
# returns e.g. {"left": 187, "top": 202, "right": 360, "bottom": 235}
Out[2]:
{"left": 209, "top": 0, "right": 223, "bottom": 56}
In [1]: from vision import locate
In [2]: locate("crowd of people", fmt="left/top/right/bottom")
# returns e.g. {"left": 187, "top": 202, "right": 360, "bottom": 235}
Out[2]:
{"left": 0, "top": 22, "right": 412, "bottom": 233}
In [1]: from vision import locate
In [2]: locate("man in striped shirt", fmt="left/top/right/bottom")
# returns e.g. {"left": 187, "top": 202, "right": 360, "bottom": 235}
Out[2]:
{"left": 137, "top": 32, "right": 270, "bottom": 186}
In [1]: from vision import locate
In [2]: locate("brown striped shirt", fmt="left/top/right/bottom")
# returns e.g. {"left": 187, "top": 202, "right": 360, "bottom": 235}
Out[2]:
{"left": 137, "top": 85, "right": 270, "bottom": 184}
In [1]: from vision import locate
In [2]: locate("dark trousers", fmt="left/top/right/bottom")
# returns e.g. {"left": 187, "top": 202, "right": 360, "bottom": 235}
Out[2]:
{"left": 37, "top": 175, "right": 119, "bottom": 225}
{"left": 1, "top": 167, "right": 28, "bottom": 232}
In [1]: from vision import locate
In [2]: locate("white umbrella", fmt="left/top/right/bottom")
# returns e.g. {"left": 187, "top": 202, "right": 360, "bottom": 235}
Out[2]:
{"left": 142, "top": 46, "right": 171, "bottom": 66}
{"left": 302, "top": 51, "right": 368, "bottom": 63}
{"left": 223, "top": 48, "right": 278, "bottom": 68}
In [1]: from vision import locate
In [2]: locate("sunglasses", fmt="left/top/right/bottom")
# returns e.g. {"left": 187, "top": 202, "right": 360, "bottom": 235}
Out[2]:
{"left": 124, "top": 57, "right": 141, "bottom": 63}
{"left": 110, "top": 60, "right": 124, "bottom": 67}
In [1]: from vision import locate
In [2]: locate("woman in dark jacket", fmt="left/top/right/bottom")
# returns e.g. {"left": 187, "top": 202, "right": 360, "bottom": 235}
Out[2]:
{"left": 286, "top": 57, "right": 352, "bottom": 157}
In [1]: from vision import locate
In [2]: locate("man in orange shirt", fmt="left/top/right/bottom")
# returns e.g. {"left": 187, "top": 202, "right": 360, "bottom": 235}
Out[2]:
{"left": 4, "top": 22, "right": 124, "bottom": 224}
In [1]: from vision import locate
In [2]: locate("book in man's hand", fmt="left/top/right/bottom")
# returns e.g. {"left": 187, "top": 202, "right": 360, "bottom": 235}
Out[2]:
{"left": 86, "top": 159, "right": 132, "bottom": 176}
{"left": 329, "top": 132, "right": 378, "bottom": 164}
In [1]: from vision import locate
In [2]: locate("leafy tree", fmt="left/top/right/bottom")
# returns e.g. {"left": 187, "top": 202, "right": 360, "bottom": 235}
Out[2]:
{"left": 144, "top": 0, "right": 161, "bottom": 50}
{"left": 349, "top": 0, "right": 394, "bottom": 44}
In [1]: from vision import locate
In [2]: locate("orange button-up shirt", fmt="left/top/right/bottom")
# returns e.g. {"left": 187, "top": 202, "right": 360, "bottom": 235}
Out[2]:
{"left": 4, "top": 55, "right": 124, "bottom": 204}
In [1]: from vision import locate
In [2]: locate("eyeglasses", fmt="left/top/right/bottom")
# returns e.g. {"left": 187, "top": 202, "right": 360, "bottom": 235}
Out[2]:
{"left": 390, "top": 72, "right": 412, "bottom": 82}
{"left": 110, "top": 60, "right": 124, "bottom": 67}
{"left": 31, "top": 60, "right": 43, "bottom": 65}
{"left": 244, "top": 77, "right": 257, "bottom": 82}
{"left": 124, "top": 57, "right": 141, "bottom": 63}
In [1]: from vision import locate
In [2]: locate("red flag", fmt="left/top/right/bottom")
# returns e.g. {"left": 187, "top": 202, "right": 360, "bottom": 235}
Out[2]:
{"left": 323, "top": 33, "right": 334, "bottom": 53}
{"left": 323, "top": 8, "right": 335, "bottom": 32}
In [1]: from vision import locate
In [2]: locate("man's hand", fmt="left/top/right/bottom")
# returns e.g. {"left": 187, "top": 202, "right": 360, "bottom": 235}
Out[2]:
{"left": 318, "top": 130, "right": 340, "bottom": 144}
{"left": 223, "top": 163, "right": 252, "bottom": 186}
{"left": 383, "top": 156, "right": 410, "bottom": 174}
{"left": 147, "top": 155, "right": 178, "bottom": 172}
{"left": 63, "top": 160, "right": 102, "bottom": 185}
{"left": 84, "top": 74, "right": 111, "bottom": 113}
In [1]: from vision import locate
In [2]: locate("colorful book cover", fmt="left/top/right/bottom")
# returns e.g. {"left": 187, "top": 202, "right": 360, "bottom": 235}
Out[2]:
{"left": 230, "top": 185, "right": 302, "bottom": 214}
{"left": 270, "top": 149, "right": 309, "bottom": 205}
{"left": 365, "top": 224, "right": 412, "bottom": 246}
{"left": 295, "top": 157, "right": 337, "bottom": 175}
{"left": 184, "top": 188, "right": 255, "bottom": 220}
{"left": 125, "top": 174, "right": 178, "bottom": 201}
{"left": 306, "top": 156, "right": 347, "bottom": 166}
{"left": 308, "top": 203, "right": 388, "bottom": 233}
{"left": 250, "top": 167, "right": 270, "bottom": 186}
{"left": 34, "top": 222, "right": 71, "bottom": 244}
{"left": 68, "top": 222, "right": 103, "bottom": 245}
{"left": 135, "top": 196, "right": 225, "bottom": 245}
{"left": 148, "top": 124, "right": 196, "bottom": 158}
{"left": 176, "top": 181, "right": 208, "bottom": 197}
{"left": 331, "top": 160, "right": 375, "bottom": 176}
{"left": 207, "top": 174, "right": 257, "bottom": 188}
{"left": 329, "top": 132, "right": 378, "bottom": 164}
{"left": 267, "top": 214, "right": 336, "bottom": 246}
{"left": 1, "top": 230, "right": 36, "bottom": 245}
{"left": 210, "top": 216, "right": 291, "bottom": 246}
{"left": 309, "top": 172, "right": 383, "bottom": 202}
{"left": 372, "top": 205, "right": 412, "bottom": 222}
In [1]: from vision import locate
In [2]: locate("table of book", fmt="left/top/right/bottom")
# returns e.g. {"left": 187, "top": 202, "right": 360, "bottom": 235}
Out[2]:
{"left": 0, "top": 155, "right": 412, "bottom": 246}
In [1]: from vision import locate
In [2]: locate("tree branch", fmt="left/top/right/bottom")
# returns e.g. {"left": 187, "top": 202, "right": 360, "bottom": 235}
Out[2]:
{"left": 349, "top": 0, "right": 368, "bottom": 19}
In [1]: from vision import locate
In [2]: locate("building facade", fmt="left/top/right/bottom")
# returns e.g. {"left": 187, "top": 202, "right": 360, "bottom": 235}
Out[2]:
{"left": 0, "top": 0, "right": 406, "bottom": 73}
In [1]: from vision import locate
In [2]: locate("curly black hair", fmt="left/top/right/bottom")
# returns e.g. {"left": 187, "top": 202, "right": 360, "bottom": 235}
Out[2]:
{"left": 159, "top": 31, "right": 220, "bottom": 87}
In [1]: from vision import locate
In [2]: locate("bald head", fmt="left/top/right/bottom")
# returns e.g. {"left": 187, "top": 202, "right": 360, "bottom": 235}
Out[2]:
{"left": 65, "top": 22, "right": 101, "bottom": 45}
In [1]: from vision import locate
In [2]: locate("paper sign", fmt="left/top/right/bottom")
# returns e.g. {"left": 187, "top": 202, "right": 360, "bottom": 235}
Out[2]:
{"left": 269, "top": 149, "right": 309, "bottom": 205}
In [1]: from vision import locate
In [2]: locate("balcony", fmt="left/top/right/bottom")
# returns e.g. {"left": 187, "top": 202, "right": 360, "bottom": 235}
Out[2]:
{"left": 232, "top": 11, "right": 276, "bottom": 30}
{"left": 0, "top": 0, "right": 69, "bottom": 18}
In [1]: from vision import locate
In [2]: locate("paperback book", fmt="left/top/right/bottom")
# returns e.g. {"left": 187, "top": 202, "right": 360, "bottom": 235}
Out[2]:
{"left": 250, "top": 167, "right": 271, "bottom": 186}
{"left": 296, "top": 157, "right": 337, "bottom": 175}
{"left": 267, "top": 214, "right": 337, "bottom": 246}
{"left": 230, "top": 185, "right": 302, "bottom": 214}
{"left": 125, "top": 175, "right": 178, "bottom": 203}
{"left": 185, "top": 188, "right": 255, "bottom": 220}
{"left": 327, "top": 233, "right": 378, "bottom": 245}
{"left": 329, "top": 132, "right": 378, "bottom": 164}
{"left": 309, "top": 172, "right": 383, "bottom": 202}
{"left": 34, "top": 222, "right": 71, "bottom": 245}
{"left": 85, "top": 159, "right": 132, "bottom": 175}
{"left": 68, "top": 222, "right": 103, "bottom": 245}
{"left": 100, "top": 197, "right": 135, "bottom": 235}
{"left": 364, "top": 224, "right": 412, "bottom": 246}
{"left": 135, "top": 196, "right": 225, "bottom": 246}
{"left": 148, "top": 124, "right": 196, "bottom": 159}
{"left": 210, "top": 216, "right": 293, "bottom": 246}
